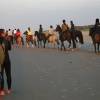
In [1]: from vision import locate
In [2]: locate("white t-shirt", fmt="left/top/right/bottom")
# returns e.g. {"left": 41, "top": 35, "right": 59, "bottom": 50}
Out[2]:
{"left": 14, "top": 30, "right": 17, "bottom": 34}
{"left": 8, "top": 30, "right": 12, "bottom": 36}
{"left": 48, "top": 28, "right": 54, "bottom": 34}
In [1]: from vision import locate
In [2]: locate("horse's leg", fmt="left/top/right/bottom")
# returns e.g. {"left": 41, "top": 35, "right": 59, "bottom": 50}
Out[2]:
{"left": 60, "top": 41, "right": 63, "bottom": 50}
{"left": 99, "top": 43, "right": 100, "bottom": 52}
{"left": 34, "top": 40, "right": 37, "bottom": 47}
{"left": 61, "top": 41, "right": 65, "bottom": 51}
{"left": 63, "top": 42, "right": 66, "bottom": 51}
{"left": 72, "top": 38, "right": 76, "bottom": 48}
{"left": 22, "top": 37, "right": 24, "bottom": 47}
{"left": 38, "top": 40, "right": 40, "bottom": 48}
{"left": 31, "top": 40, "right": 34, "bottom": 48}
{"left": 93, "top": 42, "right": 96, "bottom": 53}
{"left": 56, "top": 40, "right": 60, "bottom": 49}
{"left": 68, "top": 40, "right": 71, "bottom": 48}
{"left": 26, "top": 42, "right": 29, "bottom": 48}
{"left": 97, "top": 43, "right": 99, "bottom": 53}
{"left": 40, "top": 40, "right": 42, "bottom": 47}
{"left": 53, "top": 42, "right": 56, "bottom": 49}
{"left": 43, "top": 40, "right": 46, "bottom": 48}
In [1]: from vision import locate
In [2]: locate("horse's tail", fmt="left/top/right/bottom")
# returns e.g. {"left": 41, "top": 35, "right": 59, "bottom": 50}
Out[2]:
{"left": 79, "top": 31, "right": 84, "bottom": 44}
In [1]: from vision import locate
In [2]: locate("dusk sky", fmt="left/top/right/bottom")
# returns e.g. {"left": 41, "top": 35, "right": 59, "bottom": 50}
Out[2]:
{"left": 0, "top": 0, "right": 100, "bottom": 31}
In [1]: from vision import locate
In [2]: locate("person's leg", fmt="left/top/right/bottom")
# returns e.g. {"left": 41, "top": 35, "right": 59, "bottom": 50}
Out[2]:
{"left": 5, "top": 60, "right": 12, "bottom": 90}
{"left": 0, "top": 64, "right": 5, "bottom": 95}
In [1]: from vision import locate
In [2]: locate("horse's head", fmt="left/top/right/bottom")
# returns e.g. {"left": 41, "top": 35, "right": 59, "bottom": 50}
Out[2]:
{"left": 55, "top": 25, "right": 62, "bottom": 33}
{"left": 23, "top": 31, "right": 28, "bottom": 35}
{"left": 89, "top": 27, "right": 95, "bottom": 37}
{"left": 34, "top": 31, "right": 39, "bottom": 36}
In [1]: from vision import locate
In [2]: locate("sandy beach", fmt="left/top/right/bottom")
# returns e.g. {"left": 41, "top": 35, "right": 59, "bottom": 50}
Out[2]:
{"left": 1, "top": 31, "right": 100, "bottom": 100}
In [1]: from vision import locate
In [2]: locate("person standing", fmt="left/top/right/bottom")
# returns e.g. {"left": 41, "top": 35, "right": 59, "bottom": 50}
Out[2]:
{"left": 0, "top": 30, "right": 12, "bottom": 96}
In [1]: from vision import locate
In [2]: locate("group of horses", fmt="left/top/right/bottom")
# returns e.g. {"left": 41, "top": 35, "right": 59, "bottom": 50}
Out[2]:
{"left": 1, "top": 25, "right": 100, "bottom": 54}
{"left": 23, "top": 25, "right": 84, "bottom": 50}
{"left": 22, "top": 25, "right": 84, "bottom": 51}
{"left": 15, "top": 25, "right": 100, "bottom": 53}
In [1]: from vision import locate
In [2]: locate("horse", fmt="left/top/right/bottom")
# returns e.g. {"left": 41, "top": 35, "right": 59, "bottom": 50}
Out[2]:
{"left": 35, "top": 31, "right": 59, "bottom": 48}
{"left": 56, "top": 25, "right": 84, "bottom": 50}
{"left": 55, "top": 25, "right": 73, "bottom": 50}
{"left": 34, "top": 31, "right": 46, "bottom": 48}
{"left": 15, "top": 35, "right": 24, "bottom": 48}
{"left": 69, "top": 29, "right": 84, "bottom": 44}
{"left": 89, "top": 27, "right": 100, "bottom": 53}
{"left": 7, "top": 35, "right": 14, "bottom": 45}
{"left": 43, "top": 31, "right": 60, "bottom": 49}
{"left": 23, "top": 31, "right": 37, "bottom": 48}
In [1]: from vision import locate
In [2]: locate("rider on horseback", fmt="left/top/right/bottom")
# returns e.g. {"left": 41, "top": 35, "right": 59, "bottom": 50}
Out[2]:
{"left": 8, "top": 29, "right": 13, "bottom": 45}
{"left": 61, "top": 19, "right": 69, "bottom": 32}
{"left": 39, "top": 25, "right": 43, "bottom": 34}
{"left": 39, "top": 25, "right": 43, "bottom": 38}
{"left": 94, "top": 18, "right": 100, "bottom": 33}
{"left": 90, "top": 18, "right": 100, "bottom": 37}
{"left": 70, "top": 20, "right": 75, "bottom": 30}
{"left": 48, "top": 25, "right": 55, "bottom": 37}
{"left": 27, "top": 27, "right": 33, "bottom": 35}
{"left": 16, "top": 29, "right": 22, "bottom": 37}
{"left": 70, "top": 20, "right": 76, "bottom": 48}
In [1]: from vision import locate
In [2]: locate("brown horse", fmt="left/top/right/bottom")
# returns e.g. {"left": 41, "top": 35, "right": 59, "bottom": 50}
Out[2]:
{"left": 23, "top": 31, "right": 37, "bottom": 48}
{"left": 16, "top": 36, "right": 23, "bottom": 48}
{"left": 89, "top": 27, "right": 100, "bottom": 53}
{"left": 55, "top": 25, "right": 74, "bottom": 50}
{"left": 56, "top": 25, "right": 84, "bottom": 51}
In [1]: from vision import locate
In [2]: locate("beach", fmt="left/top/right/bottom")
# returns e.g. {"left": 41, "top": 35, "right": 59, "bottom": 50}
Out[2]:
{"left": 1, "top": 31, "right": 100, "bottom": 100}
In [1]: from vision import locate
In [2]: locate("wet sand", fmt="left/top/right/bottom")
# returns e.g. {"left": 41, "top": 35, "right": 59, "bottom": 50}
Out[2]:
{"left": 1, "top": 31, "right": 100, "bottom": 100}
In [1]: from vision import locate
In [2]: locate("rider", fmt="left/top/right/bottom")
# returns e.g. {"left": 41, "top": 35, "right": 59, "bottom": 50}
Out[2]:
{"left": 16, "top": 29, "right": 22, "bottom": 38}
{"left": 70, "top": 20, "right": 75, "bottom": 30}
{"left": 39, "top": 25, "right": 43, "bottom": 34}
{"left": 7, "top": 29, "right": 13, "bottom": 45}
{"left": 91, "top": 18, "right": 100, "bottom": 37}
{"left": 61, "top": 19, "right": 69, "bottom": 32}
{"left": 70, "top": 20, "right": 76, "bottom": 48}
{"left": 48, "top": 25, "right": 55, "bottom": 36}
{"left": 27, "top": 27, "right": 33, "bottom": 35}
{"left": 39, "top": 25, "right": 43, "bottom": 38}
{"left": 8, "top": 29, "right": 13, "bottom": 36}
{"left": 94, "top": 18, "right": 100, "bottom": 32}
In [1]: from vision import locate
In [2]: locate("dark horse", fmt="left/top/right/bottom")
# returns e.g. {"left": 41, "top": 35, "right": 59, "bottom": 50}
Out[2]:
{"left": 35, "top": 31, "right": 47, "bottom": 48}
{"left": 69, "top": 29, "right": 84, "bottom": 44}
{"left": 56, "top": 25, "right": 84, "bottom": 50}
{"left": 89, "top": 27, "right": 100, "bottom": 53}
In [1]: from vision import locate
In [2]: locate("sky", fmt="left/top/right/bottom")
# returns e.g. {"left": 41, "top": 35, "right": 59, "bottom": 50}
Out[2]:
{"left": 0, "top": 0, "right": 100, "bottom": 31}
